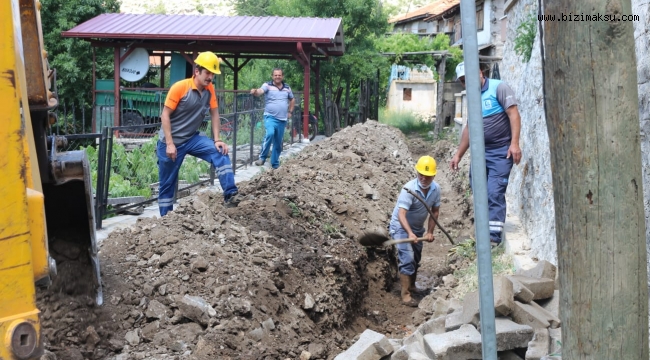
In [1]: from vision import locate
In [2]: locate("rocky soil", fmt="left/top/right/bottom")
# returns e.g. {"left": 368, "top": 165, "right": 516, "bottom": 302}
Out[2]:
{"left": 37, "top": 120, "right": 476, "bottom": 359}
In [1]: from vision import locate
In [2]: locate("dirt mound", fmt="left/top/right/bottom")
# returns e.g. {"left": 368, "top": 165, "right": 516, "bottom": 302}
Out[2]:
{"left": 37, "top": 121, "right": 432, "bottom": 359}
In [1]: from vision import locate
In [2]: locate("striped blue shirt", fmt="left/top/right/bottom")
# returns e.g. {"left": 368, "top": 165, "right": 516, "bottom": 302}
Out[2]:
{"left": 261, "top": 81, "right": 294, "bottom": 120}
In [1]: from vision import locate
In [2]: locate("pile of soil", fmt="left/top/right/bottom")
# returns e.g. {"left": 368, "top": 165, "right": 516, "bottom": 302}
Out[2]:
{"left": 36, "top": 121, "right": 476, "bottom": 360}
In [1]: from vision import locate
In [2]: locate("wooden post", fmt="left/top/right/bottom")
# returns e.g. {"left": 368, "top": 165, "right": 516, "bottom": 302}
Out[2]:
{"left": 542, "top": 0, "right": 648, "bottom": 358}
{"left": 113, "top": 47, "right": 121, "bottom": 135}
{"left": 434, "top": 55, "right": 446, "bottom": 139}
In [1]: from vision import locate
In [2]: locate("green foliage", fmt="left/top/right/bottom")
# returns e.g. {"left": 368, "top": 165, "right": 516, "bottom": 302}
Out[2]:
{"left": 234, "top": 0, "right": 391, "bottom": 112}
{"left": 84, "top": 136, "right": 211, "bottom": 198}
{"left": 378, "top": 107, "right": 430, "bottom": 134}
{"left": 285, "top": 200, "right": 302, "bottom": 217}
{"left": 147, "top": 1, "right": 167, "bottom": 14}
{"left": 323, "top": 223, "right": 338, "bottom": 234}
{"left": 375, "top": 33, "right": 463, "bottom": 81}
{"left": 514, "top": 12, "right": 537, "bottom": 63}
{"left": 452, "top": 245, "right": 514, "bottom": 299}
{"left": 448, "top": 238, "right": 476, "bottom": 260}
{"left": 549, "top": 341, "right": 562, "bottom": 356}
{"left": 41, "top": 0, "right": 120, "bottom": 105}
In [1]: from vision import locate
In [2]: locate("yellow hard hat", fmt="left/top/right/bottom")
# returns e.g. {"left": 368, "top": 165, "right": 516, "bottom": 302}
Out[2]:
{"left": 194, "top": 51, "right": 221, "bottom": 74}
{"left": 415, "top": 155, "right": 437, "bottom": 176}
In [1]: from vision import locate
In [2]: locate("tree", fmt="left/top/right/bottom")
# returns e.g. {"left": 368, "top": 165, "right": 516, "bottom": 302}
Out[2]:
{"left": 375, "top": 32, "right": 463, "bottom": 81}
{"left": 234, "top": 0, "right": 391, "bottom": 113}
{"left": 41, "top": 0, "right": 120, "bottom": 107}
{"left": 542, "top": 0, "right": 649, "bottom": 358}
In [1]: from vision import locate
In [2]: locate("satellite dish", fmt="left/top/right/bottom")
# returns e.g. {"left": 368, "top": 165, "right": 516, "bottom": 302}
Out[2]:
{"left": 120, "top": 48, "right": 150, "bottom": 82}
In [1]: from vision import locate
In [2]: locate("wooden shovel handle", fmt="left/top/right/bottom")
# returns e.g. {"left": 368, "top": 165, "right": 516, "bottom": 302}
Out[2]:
{"left": 382, "top": 237, "right": 428, "bottom": 246}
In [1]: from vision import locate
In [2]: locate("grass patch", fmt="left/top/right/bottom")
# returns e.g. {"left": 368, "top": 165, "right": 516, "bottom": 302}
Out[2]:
{"left": 450, "top": 244, "right": 515, "bottom": 300}
{"left": 378, "top": 108, "right": 431, "bottom": 134}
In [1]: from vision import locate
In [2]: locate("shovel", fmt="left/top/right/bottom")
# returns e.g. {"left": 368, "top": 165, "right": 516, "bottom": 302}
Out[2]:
{"left": 358, "top": 232, "right": 429, "bottom": 247}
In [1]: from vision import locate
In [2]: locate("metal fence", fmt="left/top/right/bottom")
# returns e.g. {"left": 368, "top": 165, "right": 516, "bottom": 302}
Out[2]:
{"left": 52, "top": 90, "right": 309, "bottom": 228}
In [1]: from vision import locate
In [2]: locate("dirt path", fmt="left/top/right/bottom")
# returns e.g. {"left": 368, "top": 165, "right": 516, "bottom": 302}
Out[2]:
{"left": 36, "top": 123, "right": 475, "bottom": 360}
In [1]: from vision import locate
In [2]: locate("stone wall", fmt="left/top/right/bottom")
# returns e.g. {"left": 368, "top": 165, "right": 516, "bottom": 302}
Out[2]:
{"left": 501, "top": 0, "right": 650, "bottom": 272}
{"left": 501, "top": 0, "right": 557, "bottom": 264}
{"left": 633, "top": 0, "right": 650, "bottom": 286}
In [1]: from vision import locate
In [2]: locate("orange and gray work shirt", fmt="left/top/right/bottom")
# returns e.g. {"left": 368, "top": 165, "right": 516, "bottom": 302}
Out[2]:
{"left": 158, "top": 77, "right": 218, "bottom": 146}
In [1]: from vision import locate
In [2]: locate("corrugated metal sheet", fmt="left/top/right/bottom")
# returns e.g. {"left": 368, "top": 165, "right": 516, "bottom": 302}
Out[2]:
{"left": 389, "top": 0, "right": 460, "bottom": 24}
{"left": 63, "top": 14, "right": 342, "bottom": 44}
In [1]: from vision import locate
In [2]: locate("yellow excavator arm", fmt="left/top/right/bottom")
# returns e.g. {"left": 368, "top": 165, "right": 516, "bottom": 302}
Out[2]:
{"left": 0, "top": 1, "right": 48, "bottom": 358}
{"left": 1, "top": 1, "right": 101, "bottom": 359}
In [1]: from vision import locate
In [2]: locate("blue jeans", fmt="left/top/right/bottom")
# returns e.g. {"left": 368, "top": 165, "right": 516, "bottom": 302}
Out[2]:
{"left": 390, "top": 226, "right": 424, "bottom": 276}
{"left": 156, "top": 132, "right": 238, "bottom": 216}
{"left": 258, "top": 115, "right": 286, "bottom": 169}
{"left": 469, "top": 144, "right": 513, "bottom": 243}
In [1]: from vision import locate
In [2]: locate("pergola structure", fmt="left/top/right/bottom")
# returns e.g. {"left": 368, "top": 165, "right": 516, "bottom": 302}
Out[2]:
{"left": 62, "top": 14, "right": 345, "bottom": 138}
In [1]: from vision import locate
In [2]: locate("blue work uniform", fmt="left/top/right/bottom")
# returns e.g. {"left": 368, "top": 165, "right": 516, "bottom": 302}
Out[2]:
{"left": 470, "top": 78, "right": 518, "bottom": 243}
{"left": 389, "top": 179, "right": 441, "bottom": 275}
{"left": 156, "top": 78, "right": 238, "bottom": 217}
{"left": 258, "top": 81, "right": 294, "bottom": 169}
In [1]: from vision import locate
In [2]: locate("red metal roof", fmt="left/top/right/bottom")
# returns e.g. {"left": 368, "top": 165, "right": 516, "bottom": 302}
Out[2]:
{"left": 62, "top": 14, "right": 344, "bottom": 55}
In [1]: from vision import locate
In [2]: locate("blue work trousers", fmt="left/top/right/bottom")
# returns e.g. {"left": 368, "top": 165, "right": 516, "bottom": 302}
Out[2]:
{"left": 390, "top": 226, "right": 424, "bottom": 276}
{"left": 258, "top": 115, "right": 286, "bottom": 169}
{"left": 156, "top": 132, "right": 238, "bottom": 216}
{"left": 469, "top": 144, "right": 513, "bottom": 242}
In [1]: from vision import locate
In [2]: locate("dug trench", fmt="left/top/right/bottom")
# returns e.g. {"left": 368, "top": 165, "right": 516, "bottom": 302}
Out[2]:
{"left": 36, "top": 121, "right": 476, "bottom": 360}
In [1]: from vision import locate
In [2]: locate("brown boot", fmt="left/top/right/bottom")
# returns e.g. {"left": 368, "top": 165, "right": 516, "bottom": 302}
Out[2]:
{"left": 409, "top": 270, "right": 419, "bottom": 293}
{"left": 400, "top": 274, "right": 419, "bottom": 307}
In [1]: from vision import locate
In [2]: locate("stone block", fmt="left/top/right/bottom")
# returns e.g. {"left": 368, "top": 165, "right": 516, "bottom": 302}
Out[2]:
{"left": 536, "top": 290, "right": 560, "bottom": 320}
{"left": 461, "top": 291, "right": 480, "bottom": 326}
{"left": 445, "top": 309, "right": 465, "bottom": 331}
{"left": 525, "top": 328, "right": 550, "bottom": 360}
{"left": 390, "top": 342, "right": 426, "bottom": 360}
{"left": 548, "top": 328, "right": 561, "bottom": 356}
{"left": 432, "top": 298, "right": 450, "bottom": 318}
{"left": 517, "top": 260, "right": 556, "bottom": 280}
{"left": 417, "top": 315, "right": 446, "bottom": 336}
{"left": 423, "top": 324, "right": 482, "bottom": 360}
{"left": 508, "top": 275, "right": 555, "bottom": 300}
{"left": 493, "top": 318, "right": 534, "bottom": 351}
{"left": 510, "top": 301, "right": 550, "bottom": 329}
{"left": 528, "top": 301, "right": 561, "bottom": 329}
{"left": 494, "top": 276, "right": 515, "bottom": 316}
{"left": 508, "top": 277, "right": 535, "bottom": 304}
{"left": 403, "top": 331, "right": 423, "bottom": 347}
{"left": 461, "top": 277, "right": 515, "bottom": 326}
{"left": 448, "top": 299, "right": 463, "bottom": 313}
{"left": 334, "top": 329, "right": 394, "bottom": 360}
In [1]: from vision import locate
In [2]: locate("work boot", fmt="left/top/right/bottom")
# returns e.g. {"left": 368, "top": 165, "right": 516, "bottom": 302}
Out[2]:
{"left": 409, "top": 270, "right": 423, "bottom": 294}
{"left": 254, "top": 159, "right": 265, "bottom": 166}
{"left": 224, "top": 192, "right": 242, "bottom": 208}
{"left": 400, "top": 273, "right": 419, "bottom": 307}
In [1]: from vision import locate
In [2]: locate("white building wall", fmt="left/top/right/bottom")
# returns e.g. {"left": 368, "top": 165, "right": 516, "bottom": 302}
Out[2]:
{"left": 387, "top": 80, "right": 438, "bottom": 114}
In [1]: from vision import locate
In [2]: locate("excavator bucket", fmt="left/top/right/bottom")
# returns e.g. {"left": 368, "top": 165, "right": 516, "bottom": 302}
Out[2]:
{"left": 43, "top": 146, "right": 103, "bottom": 305}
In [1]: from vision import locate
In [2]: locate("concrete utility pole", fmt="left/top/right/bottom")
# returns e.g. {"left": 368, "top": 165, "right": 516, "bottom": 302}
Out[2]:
{"left": 541, "top": 0, "right": 649, "bottom": 358}
{"left": 460, "top": 0, "right": 497, "bottom": 358}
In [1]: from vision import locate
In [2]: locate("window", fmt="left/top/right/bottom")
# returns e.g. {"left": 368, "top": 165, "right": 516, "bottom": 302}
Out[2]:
{"left": 403, "top": 88, "right": 412, "bottom": 101}
{"left": 476, "top": 4, "right": 484, "bottom": 31}
{"left": 418, "top": 21, "right": 428, "bottom": 33}
{"left": 454, "top": 17, "right": 462, "bottom": 43}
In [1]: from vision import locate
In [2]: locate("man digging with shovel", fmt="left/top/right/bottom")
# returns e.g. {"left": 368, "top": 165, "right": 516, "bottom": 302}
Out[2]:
{"left": 389, "top": 155, "right": 441, "bottom": 307}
